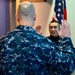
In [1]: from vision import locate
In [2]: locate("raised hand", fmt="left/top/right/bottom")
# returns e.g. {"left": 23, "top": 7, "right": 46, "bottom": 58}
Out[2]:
{"left": 58, "top": 20, "right": 71, "bottom": 38}
{"left": 35, "top": 25, "right": 42, "bottom": 34}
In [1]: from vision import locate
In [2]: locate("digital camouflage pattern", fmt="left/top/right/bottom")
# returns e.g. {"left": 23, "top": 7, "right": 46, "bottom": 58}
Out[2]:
{"left": 0, "top": 25, "right": 75, "bottom": 75}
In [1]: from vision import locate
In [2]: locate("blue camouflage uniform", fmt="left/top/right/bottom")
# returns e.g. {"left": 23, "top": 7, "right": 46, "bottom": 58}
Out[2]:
{"left": 47, "top": 36, "right": 65, "bottom": 50}
{"left": 0, "top": 25, "right": 75, "bottom": 75}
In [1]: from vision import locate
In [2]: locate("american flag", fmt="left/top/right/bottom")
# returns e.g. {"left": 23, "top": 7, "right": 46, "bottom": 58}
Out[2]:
{"left": 54, "top": 0, "right": 67, "bottom": 25}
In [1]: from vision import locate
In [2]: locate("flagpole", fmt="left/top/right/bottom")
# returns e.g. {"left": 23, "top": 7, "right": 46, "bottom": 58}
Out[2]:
{"left": 62, "top": 0, "right": 64, "bottom": 20}
{"left": 62, "top": 0, "right": 67, "bottom": 20}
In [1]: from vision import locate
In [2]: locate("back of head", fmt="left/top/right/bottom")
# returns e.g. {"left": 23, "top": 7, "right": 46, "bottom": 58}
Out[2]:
{"left": 18, "top": 1, "right": 35, "bottom": 20}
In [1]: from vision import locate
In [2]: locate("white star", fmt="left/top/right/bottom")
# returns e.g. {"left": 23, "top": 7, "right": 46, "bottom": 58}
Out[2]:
{"left": 57, "top": 14, "right": 60, "bottom": 17}
{"left": 58, "top": 8, "right": 61, "bottom": 12}
{"left": 58, "top": 3, "right": 61, "bottom": 6}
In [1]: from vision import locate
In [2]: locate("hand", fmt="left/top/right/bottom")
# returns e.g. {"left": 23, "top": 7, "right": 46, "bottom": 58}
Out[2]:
{"left": 35, "top": 25, "right": 42, "bottom": 34}
{"left": 58, "top": 20, "right": 71, "bottom": 38}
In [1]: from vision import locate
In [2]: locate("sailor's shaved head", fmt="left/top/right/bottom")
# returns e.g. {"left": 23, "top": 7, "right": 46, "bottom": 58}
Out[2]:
{"left": 18, "top": 1, "right": 35, "bottom": 18}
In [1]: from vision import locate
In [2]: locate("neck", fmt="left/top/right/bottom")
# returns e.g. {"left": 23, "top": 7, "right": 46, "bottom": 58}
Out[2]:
{"left": 50, "top": 35, "right": 60, "bottom": 42}
{"left": 50, "top": 35, "right": 59, "bottom": 38}
{"left": 19, "top": 19, "right": 34, "bottom": 27}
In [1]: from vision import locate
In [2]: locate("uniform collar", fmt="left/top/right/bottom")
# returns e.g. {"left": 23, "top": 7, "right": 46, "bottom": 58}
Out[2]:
{"left": 15, "top": 25, "right": 35, "bottom": 32}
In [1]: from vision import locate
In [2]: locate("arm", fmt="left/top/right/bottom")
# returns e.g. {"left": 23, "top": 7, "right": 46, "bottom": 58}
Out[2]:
{"left": 46, "top": 21, "right": 75, "bottom": 74}
{"left": 58, "top": 20, "right": 74, "bottom": 54}
{"left": 46, "top": 38, "right": 75, "bottom": 74}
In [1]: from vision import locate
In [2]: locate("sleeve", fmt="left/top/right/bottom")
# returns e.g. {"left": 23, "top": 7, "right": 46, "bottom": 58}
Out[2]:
{"left": 46, "top": 37, "right": 75, "bottom": 74}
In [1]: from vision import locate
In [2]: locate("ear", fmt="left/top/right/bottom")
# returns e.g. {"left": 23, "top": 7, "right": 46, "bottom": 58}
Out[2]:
{"left": 34, "top": 14, "right": 36, "bottom": 21}
{"left": 59, "top": 27, "right": 61, "bottom": 30}
{"left": 59, "top": 25, "right": 62, "bottom": 30}
{"left": 48, "top": 26, "right": 49, "bottom": 29}
{"left": 15, "top": 14, "right": 19, "bottom": 22}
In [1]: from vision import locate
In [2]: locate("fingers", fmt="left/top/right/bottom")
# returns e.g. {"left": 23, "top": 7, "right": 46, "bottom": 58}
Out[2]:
{"left": 62, "top": 20, "right": 70, "bottom": 29}
{"left": 35, "top": 25, "right": 42, "bottom": 34}
{"left": 59, "top": 20, "right": 71, "bottom": 38}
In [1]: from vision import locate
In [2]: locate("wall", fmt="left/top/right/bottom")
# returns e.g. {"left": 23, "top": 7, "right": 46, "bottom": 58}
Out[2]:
{"left": 33, "top": 2, "right": 51, "bottom": 35}
{"left": 0, "top": 0, "right": 10, "bottom": 37}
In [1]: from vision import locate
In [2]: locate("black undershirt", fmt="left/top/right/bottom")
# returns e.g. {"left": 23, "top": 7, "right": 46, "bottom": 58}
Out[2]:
{"left": 47, "top": 36, "right": 60, "bottom": 42}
